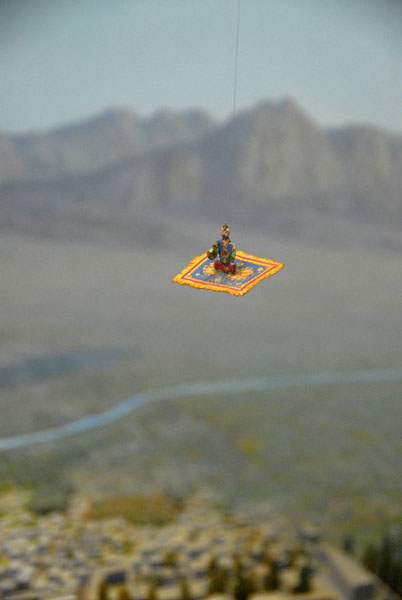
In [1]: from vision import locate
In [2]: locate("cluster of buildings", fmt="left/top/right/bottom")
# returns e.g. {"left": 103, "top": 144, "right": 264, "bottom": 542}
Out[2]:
{"left": 0, "top": 490, "right": 397, "bottom": 600}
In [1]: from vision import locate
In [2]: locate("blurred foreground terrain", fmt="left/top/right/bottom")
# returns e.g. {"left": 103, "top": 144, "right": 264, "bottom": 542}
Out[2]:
{"left": 0, "top": 100, "right": 401, "bottom": 598}
{"left": 0, "top": 488, "right": 401, "bottom": 600}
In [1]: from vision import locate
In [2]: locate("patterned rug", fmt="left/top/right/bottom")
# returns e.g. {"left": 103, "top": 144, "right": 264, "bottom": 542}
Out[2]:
{"left": 172, "top": 250, "right": 284, "bottom": 296}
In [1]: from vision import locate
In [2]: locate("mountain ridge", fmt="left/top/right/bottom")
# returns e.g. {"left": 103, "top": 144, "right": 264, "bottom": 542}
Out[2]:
{"left": 0, "top": 107, "right": 216, "bottom": 186}
{"left": 1, "top": 98, "right": 401, "bottom": 245}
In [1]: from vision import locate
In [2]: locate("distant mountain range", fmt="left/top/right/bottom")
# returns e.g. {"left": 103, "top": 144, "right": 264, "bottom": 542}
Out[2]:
{"left": 0, "top": 108, "right": 215, "bottom": 185}
{"left": 1, "top": 99, "right": 401, "bottom": 243}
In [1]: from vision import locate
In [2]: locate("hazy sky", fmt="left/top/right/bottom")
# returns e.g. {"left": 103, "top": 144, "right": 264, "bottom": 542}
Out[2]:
{"left": 1, "top": 0, "right": 401, "bottom": 133}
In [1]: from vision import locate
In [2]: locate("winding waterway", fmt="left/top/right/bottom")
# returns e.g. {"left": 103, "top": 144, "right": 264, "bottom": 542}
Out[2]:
{"left": 1, "top": 368, "right": 402, "bottom": 451}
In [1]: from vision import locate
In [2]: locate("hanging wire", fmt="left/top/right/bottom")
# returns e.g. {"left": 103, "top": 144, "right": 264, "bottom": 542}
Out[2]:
{"left": 228, "top": 0, "right": 243, "bottom": 235}
{"left": 232, "top": 0, "right": 241, "bottom": 118}
{"left": 223, "top": 0, "right": 241, "bottom": 225}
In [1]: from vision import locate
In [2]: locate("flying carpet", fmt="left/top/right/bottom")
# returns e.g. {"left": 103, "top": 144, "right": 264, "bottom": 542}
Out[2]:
{"left": 172, "top": 250, "right": 284, "bottom": 296}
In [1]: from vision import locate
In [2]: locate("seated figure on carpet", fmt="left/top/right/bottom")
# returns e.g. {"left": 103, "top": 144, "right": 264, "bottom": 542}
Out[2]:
{"left": 207, "top": 223, "right": 237, "bottom": 274}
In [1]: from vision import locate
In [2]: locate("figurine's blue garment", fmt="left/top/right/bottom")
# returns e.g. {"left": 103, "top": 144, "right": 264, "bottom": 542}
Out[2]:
{"left": 208, "top": 240, "right": 236, "bottom": 265}
{"left": 217, "top": 240, "right": 235, "bottom": 265}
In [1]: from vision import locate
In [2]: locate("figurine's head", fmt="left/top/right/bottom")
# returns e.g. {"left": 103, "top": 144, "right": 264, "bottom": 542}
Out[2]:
{"left": 221, "top": 223, "right": 230, "bottom": 239}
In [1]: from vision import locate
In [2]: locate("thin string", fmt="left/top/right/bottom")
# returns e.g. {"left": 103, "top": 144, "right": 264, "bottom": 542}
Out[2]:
{"left": 225, "top": 0, "right": 241, "bottom": 225}
{"left": 232, "top": 0, "right": 241, "bottom": 118}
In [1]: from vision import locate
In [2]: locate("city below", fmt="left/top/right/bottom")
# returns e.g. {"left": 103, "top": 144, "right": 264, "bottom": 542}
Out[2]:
{"left": 0, "top": 489, "right": 397, "bottom": 600}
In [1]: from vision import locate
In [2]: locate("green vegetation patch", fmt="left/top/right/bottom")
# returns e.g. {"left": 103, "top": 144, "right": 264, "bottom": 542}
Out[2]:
{"left": 28, "top": 479, "right": 74, "bottom": 515}
{"left": 88, "top": 493, "right": 183, "bottom": 526}
{"left": 0, "top": 479, "right": 13, "bottom": 495}
{"left": 236, "top": 437, "right": 262, "bottom": 456}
